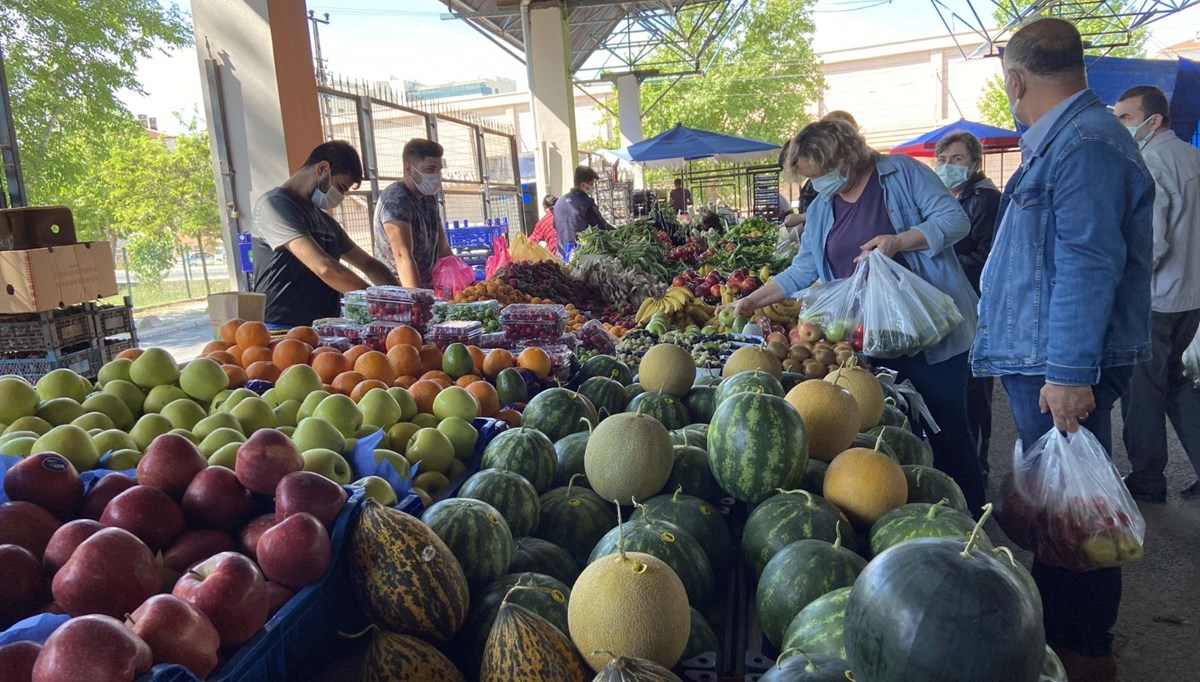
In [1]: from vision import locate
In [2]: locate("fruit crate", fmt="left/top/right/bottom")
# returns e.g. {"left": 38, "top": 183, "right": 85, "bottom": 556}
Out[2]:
{"left": 99, "top": 337, "right": 138, "bottom": 363}
{"left": 0, "top": 344, "right": 100, "bottom": 382}
{"left": 91, "top": 299, "right": 136, "bottom": 337}
{"left": 0, "top": 305, "right": 95, "bottom": 353}
{"left": 446, "top": 223, "right": 505, "bottom": 252}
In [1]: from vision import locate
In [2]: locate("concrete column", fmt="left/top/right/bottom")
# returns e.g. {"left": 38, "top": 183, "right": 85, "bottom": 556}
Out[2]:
{"left": 615, "top": 73, "right": 645, "bottom": 188}
{"left": 191, "top": 0, "right": 324, "bottom": 288}
{"left": 523, "top": 2, "right": 577, "bottom": 197}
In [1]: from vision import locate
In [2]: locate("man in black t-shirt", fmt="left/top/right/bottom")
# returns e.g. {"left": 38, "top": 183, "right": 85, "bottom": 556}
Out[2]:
{"left": 252, "top": 141, "right": 397, "bottom": 326}
{"left": 373, "top": 138, "right": 451, "bottom": 288}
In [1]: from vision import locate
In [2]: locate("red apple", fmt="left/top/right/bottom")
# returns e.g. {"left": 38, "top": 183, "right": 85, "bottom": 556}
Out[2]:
{"left": 51, "top": 527, "right": 159, "bottom": 619}
{"left": 164, "top": 529, "right": 236, "bottom": 574}
{"left": 125, "top": 594, "right": 220, "bottom": 679}
{"left": 274, "top": 471, "right": 347, "bottom": 530}
{"left": 77, "top": 473, "right": 136, "bottom": 520}
{"left": 255, "top": 512, "right": 331, "bottom": 590}
{"left": 0, "top": 501, "right": 60, "bottom": 559}
{"left": 0, "top": 544, "right": 42, "bottom": 629}
{"left": 235, "top": 429, "right": 304, "bottom": 495}
{"left": 31, "top": 614, "right": 152, "bottom": 682}
{"left": 172, "top": 551, "right": 269, "bottom": 646}
{"left": 671, "top": 276, "right": 686, "bottom": 287}
{"left": 709, "top": 284, "right": 722, "bottom": 297}
{"left": 0, "top": 641, "right": 40, "bottom": 682}
{"left": 99, "top": 485, "right": 186, "bottom": 552}
{"left": 238, "top": 514, "right": 276, "bottom": 562}
{"left": 42, "top": 519, "right": 105, "bottom": 577}
{"left": 182, "top": 466, "right": 253, "bottom": 531}
{"left": 136, "top": 433, "right": 208, "bottom": 499}
{"left": 264, "top": 581, "right": 295, "bottom": 617}
{"left": 2, "top": 454, "right": 82, "bottom": 519}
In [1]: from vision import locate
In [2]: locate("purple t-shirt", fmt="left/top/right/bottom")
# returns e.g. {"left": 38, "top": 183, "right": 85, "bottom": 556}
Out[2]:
{"left": 825, "top": 170, "right": 897, "bottom": 278}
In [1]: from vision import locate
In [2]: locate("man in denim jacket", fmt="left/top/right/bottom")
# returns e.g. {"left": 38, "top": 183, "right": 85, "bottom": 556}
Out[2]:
{"left": 972, "top": 18, "right": 1153, "bottom": 681}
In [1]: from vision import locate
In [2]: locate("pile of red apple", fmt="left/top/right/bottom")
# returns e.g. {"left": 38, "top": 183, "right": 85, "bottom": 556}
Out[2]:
{"left": 670, "top": 268, "right": 761, "bottom": 305}
{"left": 0, "top": 429, "right": 350, "bottom": 681}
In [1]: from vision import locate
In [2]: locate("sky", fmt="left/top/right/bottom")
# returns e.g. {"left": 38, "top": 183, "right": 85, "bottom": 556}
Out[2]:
{"left": 123, "top": 0, "right": 1200, "bottom": 135}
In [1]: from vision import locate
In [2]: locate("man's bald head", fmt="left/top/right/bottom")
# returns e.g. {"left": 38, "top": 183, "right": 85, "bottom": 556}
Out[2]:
{"left": 1005, "top": 17, "right": 1086, "bottom": 81}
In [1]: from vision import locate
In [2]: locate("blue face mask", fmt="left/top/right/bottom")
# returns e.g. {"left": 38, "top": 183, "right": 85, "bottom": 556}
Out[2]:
{"left": 935, "top": 163, "right": 970, "bottom": 190}
{"left": 1125, "top": 117, "right": 1156, "bottom": 149}
{"left": 811, "top": 169, "right": 849, "bottom": 199}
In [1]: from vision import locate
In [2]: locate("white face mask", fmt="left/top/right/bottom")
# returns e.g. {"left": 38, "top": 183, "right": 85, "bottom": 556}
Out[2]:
{"left": 411, "top": 166, "right": 442, "bottom": 196}
{"left": 1126, "top": 117, "right": 1156, "bottom": 149}
{"left": 1006, "top": 72, "right": 1027, "bottom": 128}
{"left": 935, "top": 163, "right": 970, "bottom": 190}
{"left": 310, "top": 168, "right": 344, "bottom": 210}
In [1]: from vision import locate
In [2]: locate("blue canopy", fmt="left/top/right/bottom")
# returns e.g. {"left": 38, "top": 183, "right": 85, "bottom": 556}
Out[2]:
{"left": 891, "top": 119, "right": 1020, "bottom": 157}
{"left": 611, "top": 123, "right": 781, "bottom": 166}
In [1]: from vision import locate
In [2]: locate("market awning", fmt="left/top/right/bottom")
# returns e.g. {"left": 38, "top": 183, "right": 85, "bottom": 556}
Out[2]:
{"left": 607, "top": 123, "right": 781, "bottom": 168}
{"left": 889, "top": 119, "right": 1020, "bottom": 158}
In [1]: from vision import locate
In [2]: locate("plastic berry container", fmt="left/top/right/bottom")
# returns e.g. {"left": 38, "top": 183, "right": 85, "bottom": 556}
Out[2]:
{"left": 480, "top": 332, "right": 509, "bottom": 349}
{"left": 428, "top": 320, "right": 484, "bottom": 349}
{"left": 313, "top": 317, "right": 354, "bottom": 337}
{"left": 341, "top": 291, "right": 372, "bottom": 324}
{"left": 577, "top": 319, "right": 617, "bottom": 354}
{"left": 316, "top": 336, "right": 352, "bottom": 352}
{"left": 365, "top": 286, "right": 435, "bottom": 329}
{"left": 433, "top": 299, "right": 501, "bottom": 322}
{"left": 361, "top": 320, "right": 405, "bottom": 352}
{"left": 500, "top": 303, "right": 567, "bottom": 342}
{"left": 556, "top": 333, "right": 579, "bottom": 351}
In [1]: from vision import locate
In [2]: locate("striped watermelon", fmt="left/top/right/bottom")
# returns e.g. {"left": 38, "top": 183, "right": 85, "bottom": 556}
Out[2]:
{"left": 902, "top": 464, "right": 968, "bottom": 513}
{"left": 678, "top": 607, "right": 721, "bottom": 674}
{"left": 780, "top": 371, "right": 806, "bottom": 393}
{"left": 781, "top": 586, "right": 852, "bottom": 661}
{"left": 685, "top": 423, "right": 708, "bottom": 437}
{"left": 866, "top": 425, "right": 933, "bottom": 467}
{"left": 575, "top": 355, "right": 633, "bottom": 387}
{"left": 458, "top": 469, "right": 541, "bottom": 537}
{"left": 742, "top": 490, "right": 859, "bottom": 578}
{"left": 707, "top": 392, "right": 808, "bottom": 504}
{"left": 452, "top": 571, "right": 571, "bottom": 675}
{"left": 588, "top": 516, "right": 714, "bottom": 608}
{"left": 682, "top": 386, "right": 717, "bottom": 424}
{"left": 879, "top": 403, "right": 908, "bottom": 428}
{"left": 800, "top": 459, "right": 828, "bottom": 495}
{"left": 535, "top": 476, "right": 616, "bottom": 567}
{"left": 851, "top": 433, "right": 898, "bottom": 460}
{"left": 627, "top": 391, "right": 690, "bottom": 430}
{"left": 715, "top": 370, "right": 785, "bottom": 406}
{"left": 756, "top": 533, "right": 866, "bottom": 648}
{"left": 634, "top": 489, "right": 732, "bottom": 576}
{"left": 577, "top": 376, "right": 629, "bottom": 421}
{"left": 869, "top": 500, "right": 991, "bottom": 557}
{"left": 664, "top": 445, "right": 723, "bottom": 504}
{"left": 523, "top": 388, "right": 598, "bottom": 443}
{"left": 553, "top": 431, "right": 591, "bottom": 489}
{"left": 509, "top": 537, "right": 580, "bottom": 586}
{"left": 422, "top": 498, "right": 514, "bottom": 590}
{"left": 481, "top": 427, "right": 558, "bottom": 494}
{"left": 758, "top": 652, "right": 855, "bottom": 682}
{"left": 669, "top": 429, "right": 707, "bottom": 449}
{"left": 625, "top": 383, "right": 647, "bottom": 400}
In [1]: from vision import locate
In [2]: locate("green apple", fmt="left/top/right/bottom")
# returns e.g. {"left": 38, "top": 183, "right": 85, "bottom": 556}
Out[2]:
{"left": 358, "top": 388, "right": 402, "bottom": 430}
{"left": 405, "top": 428, "right": 454, "bottom": 475}
{"left": 293, "top": 417, "right": 345, "bottom": 454}
{"left": 302, "top": 448, "right": 353, "bottom": 484}
{"left": 277, "top": 425, "right": 295, "bottom": 438}
{"left": 0, "top": 430, "right": 39, "bottom": 447}
{"left": 129, "top": 413, "right": 173, "bottom": 451}
{"left": 92, "top": 429, "right": 139, "bottom": 455}
{"left": 193, "top": 412, "right": 242, "bottom": 440}
{"left": 81, "top": 392, "right": 135, "bottom": 431}
{"left": 437, "top": 416, "right": 478, "bottom": 460}
{"left": 274, "top": 400, "right": 301, "bottom": 428}
{"left": 413, "top": 471, "right": 451, "bottom": 498}
{"left": 353, "top": 475, "right": 398, "bottom": 506}
{"left": 129, "top": 347, "right": 180, "bottom": 389}
{"left": 276, "top": 365, "right": 323, "bottom": 403}
{"left": 355, "top": 425, "right": 377, "bottom": 438}
{"left": 231, "top": 397, "right": 277, "bottom": 434}
{"left": 314, "top": 394, "right": 363, "bottom": 438}
{"left": 36, "top": 398, "right": 84, "bottom": 426}
{"left": 106, "top": 448, "right": 143, "bottom": 470}
{"left": 1, "top": 436, "right": 36, "bottom": 457}
{"left": 102, "top": 380, "right": 145, "bottom": 417}
{"left": 386, "top": 387, "right": 418, "bottom": 422}
{"left": 411, "top": 486, "right": 432, "bottom": 508}
{"left": 208, "top": 441, "right": 240, "bottom": 469}
{"left": 179, "top": 357, "right": 229, "bottom": 402}
{"left": 344, "top": 437, "right": 357, "bottom": 453}
{"left": 32, "top": 424, "right": 100, "bottom": 471}
{"left": 209, "top": 389, "right": 232, "bottom": 413}
{"left": 0, "top": 376, "right": 39, "bottom": 425}
{"left": 386, "top": 422, "right": 421, "bottom": 454}
{"left": 36, "top": 368, "right": 90, "bottom": 402}
{"left": 216, "top": 388, "right": 257, "bottom": 414}
{"left": 261, "top": 388, "right": 282, "bottom": 409}
{"left": 410, "top": 413, "right": 439, "bottom": 429}
{"left": 144, "top": 385, "right": 189, "bottom": 414}
{"left": 297, "top": 390, "right": 331, "bottom": 422}
{"left": 200, "top": 427, "right": 246, "bottom": 458}
{"left": 432, "top": 386, "right": 480, "bottom": 422}
{"left": 5, "top": 416, "right": 52, "bottom": 437}
{"left": 445, "top": 457, "right": 466, "bottom": 482}
{"left": 169, "top": 428, "right": 200, "bottom": 444}
{"left": 71, "top": 412, "right": 115, "bottom": 432}
{"left": 372, "top": 448, "right": 411, "bottom": 480}
{"left": 97, "top": 358, "right": 133, "bottom": 387}
{"left": 161, "top": 399, "right": 208, "bottom": 432}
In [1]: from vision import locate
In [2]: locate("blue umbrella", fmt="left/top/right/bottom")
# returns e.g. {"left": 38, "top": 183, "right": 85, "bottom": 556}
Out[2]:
{"left": 890, "top": 119, "right": 1020, "bottom": 157}
{"left": 612, "top": 123, "right": 781, "bottom": 166}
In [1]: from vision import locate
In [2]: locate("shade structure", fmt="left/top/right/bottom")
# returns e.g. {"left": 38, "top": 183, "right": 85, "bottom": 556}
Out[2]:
{"left": 890, "top": 119, "right": 1020, "bottom": 158}
{"left": 608, "top": 123, "right": 782, "bottom": 168}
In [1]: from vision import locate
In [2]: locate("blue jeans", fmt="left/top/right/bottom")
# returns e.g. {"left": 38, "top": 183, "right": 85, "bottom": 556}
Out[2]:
{"left": 1001, "top": 367, "right": 1132, "bottom": 657}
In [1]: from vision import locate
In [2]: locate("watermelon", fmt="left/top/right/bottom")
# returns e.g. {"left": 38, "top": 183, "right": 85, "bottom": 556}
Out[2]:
{"left": 1043, "top": 645, "right": 1067, "bottom": 681}
{"left": 452, "top": 571, "right": 571, "bottom": 675}
{"left": 627, "top": 391, "right": 690, "bottom": 430}
{"left": 799, "top": 459, "right": 827, "bottom": 495}
{"left": 715, "top": 370, "right": 785, "bottom": 405}
{"left": 756, "top": 532, "right": 866, "bottom": 648}
{"left": 577, "top": 376, "right": 629, "bottom": 420}
{"left": 878, "top": 379, "right": 908, "bottom": 414}
{"left": 682, "top": 386, "right": 717, "bottom": 424}
{"left": 879, "top": 403, "right": 907, "bottom": 428}
{"left": 781, "top": 586, "right": 851, "bottom": 660}
{"left": 669, "top": 429, "right": 706, "bottom": 449}
{"left": 758, "top": 653, "right": 855, "bottom": 682}
{"left": 780, "top": 371, "right": 806, "bottom": 392}
{"left": 535, "top": 476, "right": 616, "bottom": 567}
{"left": 421, "top": 498, "right": 514, "bottom": 590}
{"left": 575, "top": 355, "right": 633, "bottom": 387}
{"left": 678, "top": 607, "right": 721, "bottom": 673}
{"left": 634, "top": 489, "right": 733, "bottom": 576}
{"left": 625, "top": 383, "right": 647, "bottom": 400}
{"left": 742, "top": 490, "right": 858, "bottom": 578}
{"left": 869, "top": 500, "right": 991, "bottom": 557}
{"left": 664, "top": 445, "right": 723, "bottom": 504}
{"left": 588, "top": 516, "right": 714, "bottom": 608}
{"left": 685, "top": 423, "right": 708, "bottom": 437}
{"left": 865, "top": 425, "right": 933, "bottom": 467}
{"left": 523, "top": 388, "right": 598, "bottom": 443}
{"left": 509, "top": 537, "right": 580, "bottom": 586}
{"left": 457, "top": 468, "right": 541, "bottom": 538}
{"left": 902, "top": 464, "right": 968, "bottom": 513}
{"left": 850, "top": 433, "right": 898, "bottom": 460}
{"left": 695, "top": 375, "right": 722, "bottom": 387}
{"left": 707, "top": 392, "right": 808, "bottom": 504}
{"left": 553, "top": 431, "right": 591, "bottom": 489}
{"left": 481, "top": 427, "right": 558, "bottom": 494}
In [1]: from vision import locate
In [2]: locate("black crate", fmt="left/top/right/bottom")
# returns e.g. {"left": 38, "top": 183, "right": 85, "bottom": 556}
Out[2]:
{"left": 92, "top": 301, "right": 135, "bottom": 337}
{"left": 99, "top": 337, "right": 138, "bottom": 363}
{"left": 0, "top": 306, "right": 95, "bottom": 353}
{"left": 0, "top": 345, "right": 101, "bottom": 383}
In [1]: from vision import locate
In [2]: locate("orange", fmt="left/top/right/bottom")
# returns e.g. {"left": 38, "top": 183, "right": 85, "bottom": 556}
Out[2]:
{"left": 273, "top": 339, "right": 313, "bottom": 369}
{"left": 226, "top": 345, "right": 246, "bottom": 366}
{"left": 242, "top": 345, "right": 274, "bottom": 367}
{"left": 418, "top": 345, "right": 443, "bottom": 373}
{"left": 351, "top": 379, "right": 390, "bottom": 402}
{"left": 207, "top": 350, "right": 238, "bottom": 366}
{"left": 466, "top": 381, "right": 500, "bottom": 417}
{"left": 482, "top": 349, "right": 515, "bottom": 378}
{"left": 409, "top": 380, "right": 443, "bottom": 414}
{"left": 332, "top": 371, "right": 366, "bottom": 395}
{"left": 286, "top": 326, "right": 319, "bottom": 347}
{"left": 467, "top": 346, "right": 486, "bottom": 374}
{"left": 420, "top": 370, "right": 453, "bottom": 384}
{"left": 115, "top": 348, "right": 144, "bottom": 361}
{"left": 518, "top": 347, "right": 552, "bottom": 379}
{"left": 219, "top": 319, "right": 244, "bottom": 344}
{"left": 354, "top": 350, "right": 397, "bottom": 383}
{"left": 495, "top": 408, "right": 522, "bottom": 428}
{"left": 344, "top": 344, "right": 372, "bottom": 367}
{"left": 222, "top": 364, "right": 247, "bottom": 388}
{"left": 312, "top": 352, "right": 352, "bottom": 384}
{"left": 245, "top": 360, "right": 281, "bottom": 383}
{"left": 269, "top": 339, "right": 282, "bottom": 351}
{"left": 235, "top": 321, "right": 271, "bottom": 349}
{"left": 202, "top": 341, "right": 231, "bottom": 355}
{"left": 387, "top": 344, "right": 423, "bottom": 378}
{"left": 456, "top": 374, "right": 482, "bottom": 388}
{"left": 321, "top": 383, "right": 335, "bottom": 393}
{"left": 309, "top": 346, "right": 336, "bottom": 362}
{"left": 385, "top": 325, "right": 423, "bottom": 350}
{"left": 393, "top": 376, "right": 417, "bottom": 389}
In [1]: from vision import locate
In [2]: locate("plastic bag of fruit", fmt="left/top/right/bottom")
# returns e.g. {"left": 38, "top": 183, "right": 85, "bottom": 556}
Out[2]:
{"left": 997, "top": 427, "right": 1146, "bottom": 572}
{"left": 859, "top": 250, "right": 963, "bottom": 358}
{"left": 486, "top": 235, "right": 511, "bottom": 280}
{"left": 794, "top": 265, "right": 867, "bottom": 344}
{"left": 509, "top": 231, "right": 562, "bottom": 264}
{"left": 431, "top": 255, "right": 476, "bottom": 299}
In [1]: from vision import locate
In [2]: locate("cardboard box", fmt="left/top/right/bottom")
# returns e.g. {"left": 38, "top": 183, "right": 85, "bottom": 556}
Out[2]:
{"left": 48, "top": 246, "right": 84, "bottom": 306}
{"left": 207, "top": 292, "right": 266, "bottom": 340}
{"left": 0, "top": 248, "right": 60, "bottom": 313}
{"left": 0, "top": 207, "right": 78, "bottom": 250}
{"left": 76, "top": 241, "right": 119, "bottom": 298}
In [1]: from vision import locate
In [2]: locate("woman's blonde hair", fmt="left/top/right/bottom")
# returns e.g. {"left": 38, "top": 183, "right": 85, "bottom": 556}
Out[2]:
{"left": 783, "top": 119, "right": 878, "bottom": 182}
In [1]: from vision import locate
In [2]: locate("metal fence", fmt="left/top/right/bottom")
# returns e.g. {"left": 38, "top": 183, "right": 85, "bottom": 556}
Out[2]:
{"left": 316, "top": 77, "right": 525, "bottom": 259}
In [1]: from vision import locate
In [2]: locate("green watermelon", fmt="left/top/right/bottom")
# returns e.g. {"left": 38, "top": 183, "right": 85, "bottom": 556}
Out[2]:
{"left": 781, "top": 586, "right": 852, "bottom": 661}
{"left": 742, "top": 490, "right": 858, "bottom": 578}
{"left": 682, "top": 386, "right": 717, "bottom": 424}
{"left": 452, "top": 571, "right": 570, "bottom": 674}
{"left": 715, "top": 370, "right": 785, "bottom": 406}
{"left": 421, "top": 498, "right": 514, "bottom": 590}
{"left": 481, "top": 427, "right": 558, "bottom": 494}
{"left": 553, "top": 431, "right": 591, "bottom": 489}
{"left": 577, "top": 376, "right": 629, "bottom": 420}
{"left": 695, "top": 375, "right": 722, "bottom": 387}
{"left": 780, "top": 371, "right": 806, "bottom": 392}
{"left": 756, "top": 532, "right": 866, "bottom": 648}
{"left": 588, "top": 516, "right": 714, "bottom": 607}
{"left": 850, "top": 433, "right": 898, "bottom": 460}
{"left": 878, "top": 379, "right": 908, "bottom": 413}
{"left": 522, "top": 388, "right": 598, "bottom": 443}
{"left": 496, "top": 367, "right": 529, "bottom": 405}
{"left": 457, "top": 468, "right": 541, "bottom": 537}
{"left": 634, "top": 489, "right": 733, "bottom": 576}
{"left": 625, "top": 383, "right": 647, "bottom": 400}
{"left": 902, "top": 464, "right": 968, "bottom": 513}
{"left": 1043, "top": 646, "right": 1067, "bottom": 681}
{"left": 991, "top": 545, "right": 1043, "bottom": 620}
{"left": 535, "top": 476, "right": 616, "bottom": 567}
{"left": 575, "top": 355, "right": 633, "bottom": 386}
{"left": 509, "top": 537, "right": 580, "bottom": 586}
{"left": 685, "top": 423, "right": 708, "bottom": 437}
{"left": 869, "top": 500, "right": 991, "bottom": 557}
{"left": 759, "top": 653, "right": 856, "bottom": 682}
{"left": 708, "top": 392, "right": 808, "bottom": 504}
{"left": 866, "top": 425, "right": 933, "bottom": 467}
{"left": 626, "top": 391, "right": 690, "bottom": 430}
{"left": 678, "top": 607, "right": 721, "bottom": 673}
{"left": 878, "top": 403, "right": 907, "bottom": 428}
{"left": 669, "top": 429, "right": 706, "bottom": 449}
{"left": 800, "top": 459, "right": 827, "bottom": 495}
{"left": 664, "top": 445, "right": 723, "bottom": 504}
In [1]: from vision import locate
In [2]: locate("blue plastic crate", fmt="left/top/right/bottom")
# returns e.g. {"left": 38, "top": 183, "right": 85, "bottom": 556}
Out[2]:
{"left": 446, "top": 224, "right": 505, "bottom": 252}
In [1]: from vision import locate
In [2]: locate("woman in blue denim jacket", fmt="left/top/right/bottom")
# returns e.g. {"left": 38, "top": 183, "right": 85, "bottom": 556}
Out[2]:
{"left": 733, "top": 119, "right": 985, "bottom": 513}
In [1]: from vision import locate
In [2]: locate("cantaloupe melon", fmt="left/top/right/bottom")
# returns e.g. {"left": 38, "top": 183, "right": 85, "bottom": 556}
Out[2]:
{"left": 637, "top": 344, "right": 696, "bottom": 397}
{"left": 824, "top": 365, "right": 884, "bottom": 431}
{"left": 584, "top": 411, "right": 673, "bottom": 506}
{"left": 823, "top": 446, "right": 908, "bottom": 526}
{"left": 785, "top": 380, "right": 861, "bottom": 462}
{"left": 722, "top": 347, "right": 783, "bottom": 379}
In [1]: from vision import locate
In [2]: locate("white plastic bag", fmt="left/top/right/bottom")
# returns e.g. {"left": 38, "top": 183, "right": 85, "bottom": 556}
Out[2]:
{"left": 859, "top": 250, "right": 963, "bottom": 358}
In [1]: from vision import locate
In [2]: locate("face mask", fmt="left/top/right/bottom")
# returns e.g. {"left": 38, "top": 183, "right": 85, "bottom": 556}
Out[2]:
{"left": 1126, "top": 117, "right": 1156, "bottom": 149}
{"left": 310, "top": 168, "right": 344, "bottom": 210}
{"left": 936, "top": 163, "right": 970, "bottom": 189}
{"left": 411, "top": 167, "right": 442, "bottom": 196}
{"left": 1006, "top": 72, "right": 1027, "bottom": 128}
{"left": 811, "top": 169, "right": 848, "bottom": 199}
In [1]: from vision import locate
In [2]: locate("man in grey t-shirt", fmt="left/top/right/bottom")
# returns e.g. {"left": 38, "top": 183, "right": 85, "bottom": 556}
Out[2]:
{"left": 373, "top": 138, "right": 452, "bottom": 288}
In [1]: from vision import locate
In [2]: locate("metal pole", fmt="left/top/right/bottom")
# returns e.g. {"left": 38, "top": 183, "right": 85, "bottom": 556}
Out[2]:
{"left": 122, "top": 247, "right": 134, "bottom": 307}
{"left": 355, "top": 96, "right": 380, "bottom": 231}
{"left": 203, "top": 58, "right": 249, "bottom": 292}
{"left": 181, "top": 246, "right": 193, "bottom": 299}
{"left": 0, "top": 41, "right": 26, "bottom": 208}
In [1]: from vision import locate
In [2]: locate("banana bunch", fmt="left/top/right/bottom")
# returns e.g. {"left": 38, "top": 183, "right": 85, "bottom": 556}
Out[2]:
{"left": 762, "top": 299, "right": 802, "bottom": 324}
{"left": 636, "top": 287, "right": 718, "bottom": 333}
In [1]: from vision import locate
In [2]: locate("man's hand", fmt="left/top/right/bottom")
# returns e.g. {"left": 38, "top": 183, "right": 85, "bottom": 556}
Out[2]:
{"left": 1039, "top": 383, "right": 1096, "bottom": 433}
